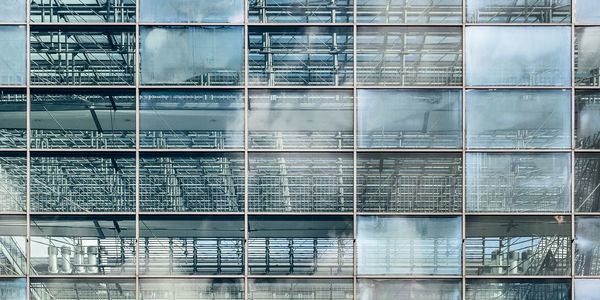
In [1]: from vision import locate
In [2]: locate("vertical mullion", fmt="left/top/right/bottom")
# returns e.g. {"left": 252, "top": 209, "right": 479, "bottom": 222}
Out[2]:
{"left": 353, "top": 0, "right": 358, "bottom": 298}
{"left": 26, "top": 0, "right": 31, "bottom": 299}
{"left": 244, "top": 0, "right": 250, "bottom": 297}
{"left": 461, "top": 0, "right": 467, "bottom": 299}
{"left": 135, "top": 0, "right": 141, "bottom": 298}
{"left": 571, "top": 1, "right": 577, "bottom": 298}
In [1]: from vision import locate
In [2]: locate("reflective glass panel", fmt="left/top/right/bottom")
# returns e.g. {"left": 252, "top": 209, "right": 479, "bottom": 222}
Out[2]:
{"left": 140, "top": 278, "right": 244, "bottom": 300}
{"left": 466, "top": 279, "right": 570, "bottom": 300}
{"left": 0, "top": 90, "right": 26, "bottom": 148}
{"left": 140, "top": 152, "right": 244, "bottom": 212}
{"left": 576, "top": 0, "right": 600, "bottom": 23}
{"left": 141, "top": 0, "right": 244, "bottom": 23}
{"left": 248, "top": 216, "right": 353, "bottom": 275}
{"left": 140, "top": 26, "right": 244, "bottom": 86}
{"left": 466, "top": 89, "right": 571, "bottom": 149}
{"left": 466, "top": 152, "right": 571, "bottom": 212}
{"left": 575, "top": 154, "right": 600, "bottom": 212}
{"left": 576, "top": 90, "right": 600, "bottom": 149}
{"left": 31, "top": 0, "right": 136, "bottom": 23}
{"left": 249, "top": 0, "right": 353, "bottom": 23}
{"left": 30, "top": 216, "right": 136, "bottom": 275}
{"left": 248, "top": 153, "right": 353, "bottom": 212}
{"left": 575, "top": 279, "right": 600, "bottom": 300}
{"left": 357, "top": 0, "right": 462, "bottom": 23}
{"left": 575, "top": 217, "right": 600, "bottom": 275}
{"left": 248, "top": 89, "right": 353, "bottom": 149}
{"left": 140, "top": 90, "right": 244, "bottom": 149}
{"left": 0, "top": 153, "right": 27, "bottom": 212}
{"left": 0, "top": 216, "right": 26, "bottom": 275}
{"left": 466, "top": 26, "right": 571, "bottom": 86}
{"left": 357, "top": 216, "right": 462, "bottom": 275}
{"left": 465, "top": 216, "right": 571, "bottom": 276}
{"left": 30, "top": 153, "right": 136, "bottom": 212}
{"left": 357, "top": 152, "right": 462, "bottom": 213}
{"left": 358, "top": 279, "right": 461, "bottom": 300}
{"left": 466, "top": 0, "right": 571, "bottom": 23}
{"left": 249, "top": 279, "right": 353, "bottom": 299}
{"left": 0, "top": 26, "right": 26, "bottom": 85}
{"left": 575, "top": 27, "right": 600, "bottom": 86}
{"left": 0, "top": 278, "right": 25, "bottom": 300}
{"left": 356, "top": 27, "right": 462, "bottom": 86}
{"left": 30, "top": 279, "right": 136, "bottom": 300}
{"left": 31, "top": 90, "right": 136, "bottom": 149}
{"left": 0, "top": 0, "right": 26, "bottom": 22}
{"left": 357, "top": 89, "right": 462, "bottom": 148}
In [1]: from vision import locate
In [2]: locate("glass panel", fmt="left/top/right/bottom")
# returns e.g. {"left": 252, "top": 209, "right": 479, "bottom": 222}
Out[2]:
{"left": 0, "top": 278, "right": 26, "bottom": 300}
{"left": 0, "top": 90, "right": 26, "bottom": 148}
{"left": 466, "top": 0, "right": 571, "bottom": 23}
{"left": 248, "top": 89, "right": 353, "bottom": 149}
{"left": 140, "top": 279, "right": 244, "bottom": 300}
{"left": 0, "top": 0, "right": 26, "bottom": 22}
{"left": 248, "top": 152, "right": 353, "bottom": 212}
{"left": 139, "top": 152, "right": 244, "bottom": 212}
{"left": 30, "top": 216, "right": 136, "bottom": 275}
{"left": 0, "top": 216, "right": 26, "bottom": 275}
{"left": 466, "top": 89, "right": 571, "bottom": 149}
{"left": 140, "top": 26, "right": 244, "bottom": 86}
{"left": 140, "top": 90, "right": 244, "bottom": 149}
{"left": 576, "top": 0, "right": 600, "bottom": 23}
{"left": 249, "top": 279, "right": 353, "bottom": 299}
{"left": 575, "top": 154, "right": 600, "bottom": 212}
{"left": 466, "top": 152, "right": 571, "bottom": 212}
{"left": 248, "top": 26, "right": 353, "bottom": 86}
{"left": 575, "top": 279, "right": 600, "bottom": 300}
{"left": 357, "top": 152, "right": 462, "bottom": 213}
{"left": 466, "top": 279, "right": 570, "bottom": 300}
{"left": 575, "top": 217, "right": 600, "bottom": 275}
{"left": 357, "top": 0, "right": 462, "bottom": 23}
{"left": 0, "top": 153, "right": 27, "bottom": 212}
{"left": 30, "top": 279, "right": 136, "bottom": 300}
{"left": 0, "top": 26, "right": 26, "bottom": 85}
{"left": 576, "top": 90, "right": 600, "bottom": 149}
{"left": 575, "top": 27, "right": 600, "bottom": 86}
{"left": 357, "top": 89, "right": 462, "bottom": 149}
{"left": 465, "top": 216, "right": 572, "bottom": 276}
{"left": 31, "top": 0, "right": 136, "bottom": 23}
{"left": 30, "top": 153, "right": 136, "bottom": 212}
{"left": 139, "top": 216, "right": 244, "bottom": 275}
{"left": 466, "top": 26, "right": 571, "bottom": 86}
{"left": 358, "top": 279, "right": 461, "bottom": 300}
{"left": 248, "top": 216, "right": 353, "bottom": 275}
{"left": 30, "top": 90, "right": 135, "bottom": 149}
{"left": 249, "top": 0, "right": 353, "bottom": 23}
{"left": 357, "top": 216, "right": 462, "bottom": 275}
{"left": 141, "top": 0, "right": 244, "bottom": 23}
{"left": 356, "top": 26, "right": 462, "bottom": 86}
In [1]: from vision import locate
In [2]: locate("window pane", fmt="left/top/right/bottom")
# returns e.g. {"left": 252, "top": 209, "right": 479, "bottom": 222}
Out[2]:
{"left": 466, "top": 152, "right": 571, "bottom": 212}
{"left": 249, "top": 0, "right": 353, "bottom": 23}
{"left": 576, "top": 279, "right": 600, "bottom": 300}
{"left": 140, "top": 279, "right": 244, "bottom": 300}
{"left": 140, "top": 90, "right": 244, "bottom": 149}
{"left": 141, "top": 0, "right": 243, "bottom": 23}
{"left": 140, "top": 152, "right": 244, "bottom": 212}
{"left": 576, "top": 0, "right": 600, "bottom": 23}
{"left": 576, "top": 90, "right": 600, "bottom": 149}
{"left": 357, "top": 152, "right": 462, "bottom": 213}
{"left": 248, "top": 89, "right": 353, "bottom": 149}
{"left": 465, "top": 216, "right": 571, "bottom": 276}
{"left": 0, "top": 0, "right": 26, "bottom": 22}
{"left": 0, "top": 216, "right": 26, "bottom": 275}
{"left": 249, "top": 279, "right": 353, "bottom": 299}
{"left": 357, "top": 26, "right": 462, "bottom": 86}
{"left": 466, "top": 26, "right": 571, "bottom": 86}
{"left": 30, "top": 153, "right": 136, "bottom": 212}
{"left": 31, "top": 90, "right": 135, "bottom": 149}
{"left": 0, "top": 26, "right": 26, "bottom": 85}
{"left": 466, "top": 89, "right": 571, "bottom": 149}
{"left": 0, "top": 153, "right": 27, "bottom": 212}
{"left": 466, "top": 279, "right": 570, "bottom": 300}
{"left": 30, "top": 279, "right": 136, "bottom": 300}
{"left": 140, "top": 26, "right": 244, "bottom": 86}
{"left": 575, "top": 154, "right": 600, "bottom": 212}
{"left": 358, "top": 279, "right": 461, "bottom": 299}
{"left": 0, "top": 90, "right": 26, "bottom": 148}
{"left": 575, "top": 27, "right": 600, "bottom": 87}
{"left": 0, "top": 278, "right": 25, "bottom": 300}
{"left": 357, "top": 0, "right": 462, "bottom": 23}
{"left": 466, "top": 0, "right": 571, "bottom": 23}
{"left": 357, "top": 216, "right": 462, "bottom": 275}
{"left": 248, "top": 216, "right": 353, "bottom": 275}
{"left": 575, "top": 217, "right": 600, "bottom": 275}
{"left": 357, "top": 89, "right": 462, "bottom": 148}
{"left": 248, "top": 153, "right": 353, "bottom": 212}
{"left": 31, "top": 0, "right": 136, "bottom": 23}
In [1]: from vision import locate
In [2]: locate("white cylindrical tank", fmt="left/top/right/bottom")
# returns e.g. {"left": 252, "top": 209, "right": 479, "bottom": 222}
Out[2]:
{"left": 47, "top": 246, "right": 59, "bottom": 274}
{"left": 74, "top": 246, "right": 86, "bottom": 273}
{"left": 61, "top": 246, "right": 72, "bottom": 274}
{"left": 87, "top": 246, "right": 98, "bottom": 273}
{"left": 509, "top": 250, "right": 519, "bottom": 274}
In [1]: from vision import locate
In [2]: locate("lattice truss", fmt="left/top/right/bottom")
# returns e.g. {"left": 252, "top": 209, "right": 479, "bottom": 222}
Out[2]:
{"left": 466, "top": 0, "right": 571, "bottom": 23}
{"left": 249, "top": 279, "right": 352, "bottom": 299}
{"left": 467, "top": 280, "right": 571, "bottom": 300}
{"left": 356, "top": 0, "right": 463, "bottom": 23}
{"left": 575, "top": 154, "right": 600, "bottom": 212}
{"left": 30, "top": 0, "right": 136, "bottom": 23}
{"left": 0, "top": 155, "right": 26, "bottom": 212}
{"left": 30, "top": 279, "right": 136, "bottom": 300}
{"left": 248, "top": 0, "right": 354, "bottom": 22}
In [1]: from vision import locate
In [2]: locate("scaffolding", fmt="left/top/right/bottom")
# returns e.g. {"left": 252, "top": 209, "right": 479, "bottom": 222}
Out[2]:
{"left": 30, "top": 0, "right": 136, "bottom": 23}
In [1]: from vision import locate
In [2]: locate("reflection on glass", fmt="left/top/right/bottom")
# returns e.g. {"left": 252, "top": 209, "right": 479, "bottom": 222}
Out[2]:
{"left": 465, "top": 216, "right": 571, "bottom": 276}
{"left": 0, "top": 90, "right": 25, "bottom": 148}
{"left": 357, "top": 153, "right": 462, "bottom": 213}
{"left": 140, "top": 26, "right": 244, "bottom": 85}
{"left": 575, "top": 154, "right": 600, "bottom": 212}
{"left": 576, "top": 91, "right": 600, "bottom": 149}
{"left": 0, "top": 0, "right": 26, "bottom": 22}
{"left": 141, "top": 0, "right": 243, "bottom": 23}
{"left": 140, "top": 90, "right": 244, "bottom": 149}
{"left": 576, "top": 0, "right": 600, "bottom": 23}
{"left": 30, "top": 0, "right": 136, "bottom": 23}
{"left": 0, "top": 216, "right": 26, "bottom": 275}
{"left": 0, "top": 278, "right": 25, "bottom": 300}
{"left": 249, "top": 0, "right": 353, "bottom": 23}
{"left": 140, "top": 278, "right": 244, "bottom": 299}
{"left": 30, "top": 216, "right": 136, "bottom": 275}
{"left": 357, "top": 216, "right": 462, "bottom": 275}
{"left": 357, "top": 0, "right": 462, "bottom": 23}
{"left": 30, "top": 278, "right": 136, "bottom": 300}
{"left": 0, "top": 26, "right": 26, "bottom": 85}
{"left": 140, "top": 152, "right": 244, "bottom": 212}
{"left": 466, "top": 26, "right": 571, "bottom": 86}
{"left": 358, "top": 279, "right": 461, "bottom": 300}
{"left": 576, "top": 27, "right": 600, "bottom": 86}
{"left": 249, "top": 279, "right": 353, "bottom": 299}
{"left": 357, "top": 89, "right": 462, "bottom": 148}
{"left": 466, "top": 89, "right": 571, "bottom": 149}
{"left": 248, "top": 89, "right": 353, "bottom": 149}
{"left": 248, "top": 216, "right": 353, "bottom": 275}
{"left": 248, "top": 153, "right": 353, "bottom": 212}
{"left": 0, "top": 153, "right": 27, "bottom": 212}
{"left": 466, "top": 152, "right": 571, "bottom": 212}
{"left": 30, "top": 90, "right": 135, "bottom": 149}
{"left": 466, "top": 279, "right": 570, "bottom": 300}
{"left": 575, "top": 279, "right": 600, "bottom": 300}
{"left": 30, "top": 153, "right": 136, "bottom": 212}
{"left": 575, "top": 217, "right": 600, "bottom": 276}
{"left": 466, "top": 0, "right": 571, "bottom": 23}
{"left": 357, "top": 27, "right": 462, "bottom": 86}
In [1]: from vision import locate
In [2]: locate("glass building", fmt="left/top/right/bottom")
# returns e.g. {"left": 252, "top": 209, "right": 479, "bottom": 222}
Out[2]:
{"left": 0, "top": 0, "right": 599, "bottom": 299}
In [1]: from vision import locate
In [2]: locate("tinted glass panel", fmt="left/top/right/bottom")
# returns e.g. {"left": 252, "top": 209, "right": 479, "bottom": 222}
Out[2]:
{"left": 249, "top": 279, "right": 353, "bottom": 299}
{"left": 575, "top": 27, "right": 600, "bottom": 87}
{"left": 575, "top": 154, "right": 600, "bottom": 212}
{"left": 576, "top": 90, "right": 600, "bottom": 149}
{"left": 141, "top": 0, "right": 244, "bottom": 23}
{"left": 357, "top": 0, "right": 462, "bottom": 23}
{"left": 0, "top": 278, "right": 25, "bottom": 300}
{"left": 466, "top": 152, "right": 571, "bottom": 212}
{"left": 466, "top": 279, "right": 570, "bottom": 300}
{"left": 466, "top": 89, "right": 571, "bottom": 149}
{"left": 30, "top": 279, "right": 136, "bottom": 300}
{"left": 0, "top": 90, "right": 26, "bottom": 148}
{"left": 357, "top": 89, "right": 462, "bottom": 148}
{"left": 575, "top": 279, "right": 600, "bottom": 300}
{"left": 576, "top": 0, "right": 600, "bottom": 23}
{"left": 0, "top": 26, "right": 26, "bottom": 85}
{"left": 466, "top": 26, "right": 571, "bottom": 86}
{"left": 357, "top": 216, "right": 462, "bottom": 275}
{"left": 0, "top": 153, "right": 26, "bottom": 212}
{"left": 358, "top": 279, "right": 461, "bottom": 300}
{"left": 140, "top": 26, "right": 244, "bottom": 86}
{"left": 248, "top": 89, "right": 353, "bottom": 149}
{"left": 249, "top": 0, "right": 353, "bottom": 23}
{"left": 31, "top": 0, "right": 136, "bottom": 23}
{"left": 575, "top": 217, "right": 600, "bottom": 276}
{"left": 140, "top": 279, "right": 244, "bottom": 300}
{"left": 0, "top": 216, "right": 26, "bottom": 275}
{"left": 0, "top": 0, "right": 26, "bottom": 22}
{"left": 466, "top": 0, "right": 571, "bottom": 23}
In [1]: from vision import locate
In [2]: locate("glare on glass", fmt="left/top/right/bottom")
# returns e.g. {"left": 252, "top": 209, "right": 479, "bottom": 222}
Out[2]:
{"left": 575, "top": 217, "right": 600, "bottom": 276}
{"left": 0, "top": 153, "right": 26, "bottom": 212}
{"left": 576, "top": 0, "right": 600, "bottom": 23}
{"left": 575, "top": 279, "right": 600, "bottom": 300}
{"left": 466, "top": 0, "right": 571, "bottom": 23}
{"left": 141, "top": 0, "right": 244, "bottom": 23}
{"left": 0, "top": 0, "right": 26, "bottom": 22}
{"left": 0, "top": 278, "right": 26, "bottom": 300}
{"left": 0, "top": 216, "right": 26, "bottom": 275}
{"left": 0, "top": 26, "right": 26, "bottom": 85}
{"left": 249, "top": 279, "right": 352, "bottom": 299}
{"left": 30, "top": 279, "right": 136, "bottom": 300}
{"left": 466, "top": 279, "right": 571, "bottom": 300}
{"left": 575, "top": 27, "right": 600, "bottom": 86}
{"left": 576, "top": 90, "right": 600, "bottom": 149}
{"left": 358, "top": 279, "right": 461, "bottom": 300}
{"left": 140, "top": 278, "right": 244, "bottom": 299}
{"left": 356, "top": 0, "right": 462, "bottom": 23}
